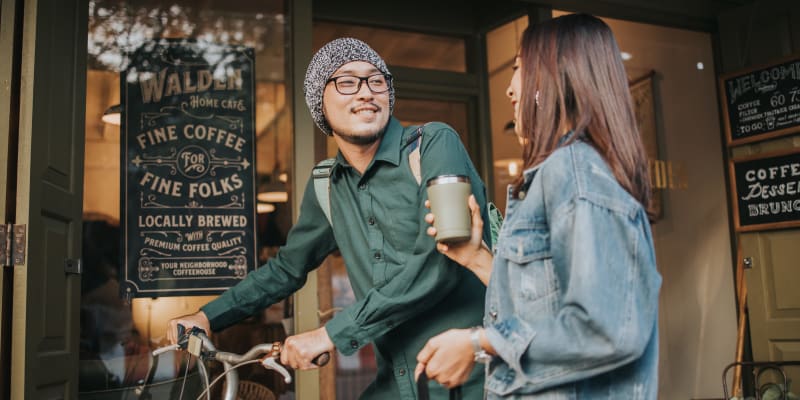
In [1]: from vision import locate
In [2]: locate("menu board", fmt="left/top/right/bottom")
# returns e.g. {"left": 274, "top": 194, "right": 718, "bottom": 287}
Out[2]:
{"left": 729, "top": 149, "right": 800, "bottom": 232}
{"left": 121, "top": 39, "right": 257, "bottom": 298}
{"left": 719, "top": 55, "right": 800, "bottom": 146}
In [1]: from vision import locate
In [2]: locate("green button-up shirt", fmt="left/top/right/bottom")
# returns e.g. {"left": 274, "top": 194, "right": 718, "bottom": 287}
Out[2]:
{"left": 203, "top": 117, "right": 488, "bottom": 399}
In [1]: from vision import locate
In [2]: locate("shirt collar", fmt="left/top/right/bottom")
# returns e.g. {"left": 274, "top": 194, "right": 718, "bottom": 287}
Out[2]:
{"left": 332, "top": 116, "right": 404, "bottom": 171}
{"left": 373, "top": 116, "right": 404, "bottom": 166}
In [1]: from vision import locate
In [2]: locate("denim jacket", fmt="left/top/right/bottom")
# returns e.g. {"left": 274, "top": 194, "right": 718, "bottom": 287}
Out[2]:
{"left": 483, "top": 139, "right": 661, "bottom": 399}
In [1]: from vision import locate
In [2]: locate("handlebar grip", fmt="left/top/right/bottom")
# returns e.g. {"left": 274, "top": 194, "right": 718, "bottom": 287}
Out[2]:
{"left": 312, "top": 352, "right": 331, "bottom": 367}
{"left": 177, "top": 324, "right": 186, "bottom": 338}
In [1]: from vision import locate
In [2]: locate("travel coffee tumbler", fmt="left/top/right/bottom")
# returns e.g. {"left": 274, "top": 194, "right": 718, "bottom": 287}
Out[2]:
{"left": 426, "top": 175, "right": 471, "bottom": 243}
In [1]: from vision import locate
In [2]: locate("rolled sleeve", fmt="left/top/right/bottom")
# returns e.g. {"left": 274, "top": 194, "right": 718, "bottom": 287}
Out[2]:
{"left": 485, "top": 316, "right": 537, "bottom": 374}
{"left": 325, "top": 306, "right": 370, "bottom": 355}
{"left": 325, "top": 229, "right": 464, "bottom": 354}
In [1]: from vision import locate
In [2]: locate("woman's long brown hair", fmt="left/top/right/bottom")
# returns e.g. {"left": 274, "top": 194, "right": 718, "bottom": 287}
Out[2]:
{"left": 514, "top": 13, "right": 653, "bottom": 217}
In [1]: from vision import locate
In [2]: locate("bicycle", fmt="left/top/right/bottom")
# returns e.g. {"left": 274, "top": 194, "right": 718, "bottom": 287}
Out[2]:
{"left": 142, "top": 326, "right": 330, "bottom": 400}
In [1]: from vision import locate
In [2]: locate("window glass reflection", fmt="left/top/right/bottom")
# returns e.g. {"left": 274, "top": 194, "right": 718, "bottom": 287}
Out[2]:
{"left": 82, "top": 1, "right": 293, "bottom": 398}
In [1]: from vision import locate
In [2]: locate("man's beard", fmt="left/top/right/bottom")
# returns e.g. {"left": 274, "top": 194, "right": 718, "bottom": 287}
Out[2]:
{"left": 335, "top": 128, "right": 383, "bottom": 145}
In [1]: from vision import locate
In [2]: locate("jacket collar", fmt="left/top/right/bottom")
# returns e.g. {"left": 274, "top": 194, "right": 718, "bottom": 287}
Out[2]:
{"left": 520, "top": 130, "right": 580, "bottom": 185}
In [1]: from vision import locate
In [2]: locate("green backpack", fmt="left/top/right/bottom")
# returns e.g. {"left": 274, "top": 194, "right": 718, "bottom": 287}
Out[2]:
{"left": 311, "top": 124, "right": 503, "bottom": 248}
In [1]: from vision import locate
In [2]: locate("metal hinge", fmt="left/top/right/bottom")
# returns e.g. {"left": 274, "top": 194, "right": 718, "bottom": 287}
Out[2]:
{"left": 0, "top": 224, "right": 27, "bottom": 267}
{"left": 64, "top": 258, "right": 82, "bottom": 275}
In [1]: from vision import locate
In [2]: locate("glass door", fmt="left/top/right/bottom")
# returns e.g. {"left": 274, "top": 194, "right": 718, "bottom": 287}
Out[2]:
{"left": 82, "top": 1, "right": 296, "bottom": 398}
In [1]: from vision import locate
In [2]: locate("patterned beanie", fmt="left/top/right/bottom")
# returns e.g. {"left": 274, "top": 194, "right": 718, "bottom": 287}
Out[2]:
{"left": 303, "top": 38, "right": 395, "bottom": 136}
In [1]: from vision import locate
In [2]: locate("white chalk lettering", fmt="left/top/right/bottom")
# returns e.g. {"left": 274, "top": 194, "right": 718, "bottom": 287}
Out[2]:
{"left": 140, "top": 68, "right": 243, "bottom": 104}
{"left": 197, "top": 215, "right": 247, "bottom": 227}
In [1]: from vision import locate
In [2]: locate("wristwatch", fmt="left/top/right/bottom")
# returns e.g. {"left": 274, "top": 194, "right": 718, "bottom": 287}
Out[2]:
{"left": 470, "top": 326, "right": 492, "bottom": 364}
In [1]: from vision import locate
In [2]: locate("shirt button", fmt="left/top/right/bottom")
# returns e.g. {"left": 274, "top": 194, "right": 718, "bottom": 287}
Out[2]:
{"left": 358, "top": 183, "right": 367, "bottom": 190}
{"left": 368, "top": 216, "right": 376, "bottom": 225}
{"left": 398, "top": 368, "right": 406, "bottom": 376}
{"left": 373, "top": 251, "right": 382, "bottom": 260}
{"left": 350, "top": 340, "right": 359, "bottom": 349}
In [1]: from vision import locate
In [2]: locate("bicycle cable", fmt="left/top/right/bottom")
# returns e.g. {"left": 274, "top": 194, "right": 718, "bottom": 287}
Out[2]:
{"left": 177, "top": 351, "right": 192, "bottom": 400}
{"left": 194, "top": 359, "right": 262, "bottom": 400}
{"left": 196, "top": 358, "right": 211, "bottom": 400}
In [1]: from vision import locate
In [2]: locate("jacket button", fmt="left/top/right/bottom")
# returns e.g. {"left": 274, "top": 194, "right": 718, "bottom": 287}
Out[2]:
{"left": 368, "top": 216, "right": 376, "bottom": 225}
{"left": 374, "top": 251, "right": 382, "bottom": 260}
{"left": 398, "top": 368, "right": 406, "bottom": 376}
{"left": 518, "top": 191, "right": 526, "bottom": 200}
{"left": 490, "top": 311, "right": 498, "bottom": 320}
{"left": 350, "top": 340, "right": 359, "bottom": 349}
{"left": 358, "top": 183, "right": 367, "bottom": 190}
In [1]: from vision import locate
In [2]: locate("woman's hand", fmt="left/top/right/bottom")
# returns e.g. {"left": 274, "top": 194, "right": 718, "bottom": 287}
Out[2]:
{"left": 415, "top": 329, "right": 475, "bottom": 389}
{"left": 426, "top": 195, "right": 493, "bottom": 284}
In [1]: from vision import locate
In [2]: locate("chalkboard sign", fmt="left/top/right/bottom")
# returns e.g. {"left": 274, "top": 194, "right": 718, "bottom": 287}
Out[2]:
{"left": 719, "top": 55, "right": 800, "bottom": 146}
{"left": 729, "top": 149, "right": 800, "bottom": 232}
{"left": 121, "top": 39, "right": 257, "bottom": 298}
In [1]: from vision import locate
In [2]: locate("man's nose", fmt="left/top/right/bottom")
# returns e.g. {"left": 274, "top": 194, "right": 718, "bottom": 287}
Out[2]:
{"left": 356, "top": 80, "right": 375, "bottom": 99}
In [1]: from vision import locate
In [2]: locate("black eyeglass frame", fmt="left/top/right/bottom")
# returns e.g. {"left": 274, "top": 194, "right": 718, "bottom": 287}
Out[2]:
{"left": 325, "top": 73, "right": 393, "bottom": 95}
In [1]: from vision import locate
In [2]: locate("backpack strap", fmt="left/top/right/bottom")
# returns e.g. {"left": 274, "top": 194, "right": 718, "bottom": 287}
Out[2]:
{"left": 403, "top": 123, "right": 429, "bottom": 185}
{"left": 403, "top": 122, "right": 504, "bottom": 249}
{"left": 311, "top": 123, "right": 425, "bottom": 227}
{"left": 312, "top": 158, "right": 336, "bottom": 225}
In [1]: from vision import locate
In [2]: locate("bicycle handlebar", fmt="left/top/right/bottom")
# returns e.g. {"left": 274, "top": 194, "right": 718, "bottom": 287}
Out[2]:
{"left": 150, "top": 327, "right": 239, "bottom": 400}
{"left": 148, "top": 325, "right": 331, "bottom": 400}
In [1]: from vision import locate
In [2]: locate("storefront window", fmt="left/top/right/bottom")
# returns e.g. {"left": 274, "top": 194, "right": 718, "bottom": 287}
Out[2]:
{"left": 394, "top": 98, "right": 470, "bottom": 149}
{"left": 82, "top": 0, "right": 293, "bottom": 398}
{"left": 314, "top": 21, "right": 467, "bottom": 73}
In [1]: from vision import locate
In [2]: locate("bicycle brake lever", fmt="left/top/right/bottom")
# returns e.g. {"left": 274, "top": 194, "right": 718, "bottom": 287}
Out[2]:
{"left": 261, "top": 356, "right": 292, "bottom": 384}
{"left": 176, "top": 325, "right": 208, "bottom": 350}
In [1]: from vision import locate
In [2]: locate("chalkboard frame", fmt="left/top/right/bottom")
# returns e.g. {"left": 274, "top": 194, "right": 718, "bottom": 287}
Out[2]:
{"left": 728, "top": 148, "right": 800, "bottom": 232}
{"left": 120, "top": 39, "right": 258, "bottom": 298}
{"left": 718, "top": 54, "right": 800, "bottom": 146}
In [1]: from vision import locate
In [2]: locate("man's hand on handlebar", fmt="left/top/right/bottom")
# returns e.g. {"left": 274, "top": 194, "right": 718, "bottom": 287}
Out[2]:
{"left": 281, "top": 326, "right": 335, "bottom": 370}
{"left": 167, "top": 311, "right": 211, "bottom": 345}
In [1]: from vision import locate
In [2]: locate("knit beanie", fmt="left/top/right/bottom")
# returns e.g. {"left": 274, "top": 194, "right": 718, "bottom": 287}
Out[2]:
{"left": 303, "top": 38, "right": 395, "bottom": 136}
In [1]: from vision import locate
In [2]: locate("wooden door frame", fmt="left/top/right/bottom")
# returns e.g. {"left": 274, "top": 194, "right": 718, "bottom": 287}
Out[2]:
{"left": 0, "top": 0, "right": 24, "bottom": 398}
{"left": 289, "top": 0, "right": 325, "bottom": 398}
{"left": 8, "top": 0, "right": 88, "bottom": 398}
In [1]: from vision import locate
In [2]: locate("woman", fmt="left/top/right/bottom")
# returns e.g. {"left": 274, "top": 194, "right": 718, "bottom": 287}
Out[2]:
{"left": 415, "top": 13, "right": 662, "bottom": 399}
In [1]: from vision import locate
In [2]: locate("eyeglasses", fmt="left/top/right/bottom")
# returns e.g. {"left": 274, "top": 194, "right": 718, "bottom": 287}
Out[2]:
{"left": 326, "top": 74, "right": 392, "bottom": 95}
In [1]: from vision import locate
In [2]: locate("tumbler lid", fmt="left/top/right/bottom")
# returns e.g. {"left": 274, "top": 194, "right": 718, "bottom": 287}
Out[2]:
{"left": 426, "top": 175, "right": 470, "bottom": 187}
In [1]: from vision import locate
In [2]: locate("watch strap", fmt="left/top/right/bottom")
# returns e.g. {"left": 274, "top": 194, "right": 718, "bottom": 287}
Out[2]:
{"left": 470, "top": 326, "right": 492, "bottom": 364}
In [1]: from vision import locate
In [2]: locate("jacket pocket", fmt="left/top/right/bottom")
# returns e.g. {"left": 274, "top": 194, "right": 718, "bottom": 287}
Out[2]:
{"left": 496, "top": 224, "right": 559, "bottom": 305}
{"left": 496, "top": 223, "right": 550, "bottom": 264}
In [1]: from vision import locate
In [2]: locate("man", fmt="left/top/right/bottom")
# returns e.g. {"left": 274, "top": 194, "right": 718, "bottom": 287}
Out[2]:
{"left": 168, "top": 38, "right": 489, "bottom": 399}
